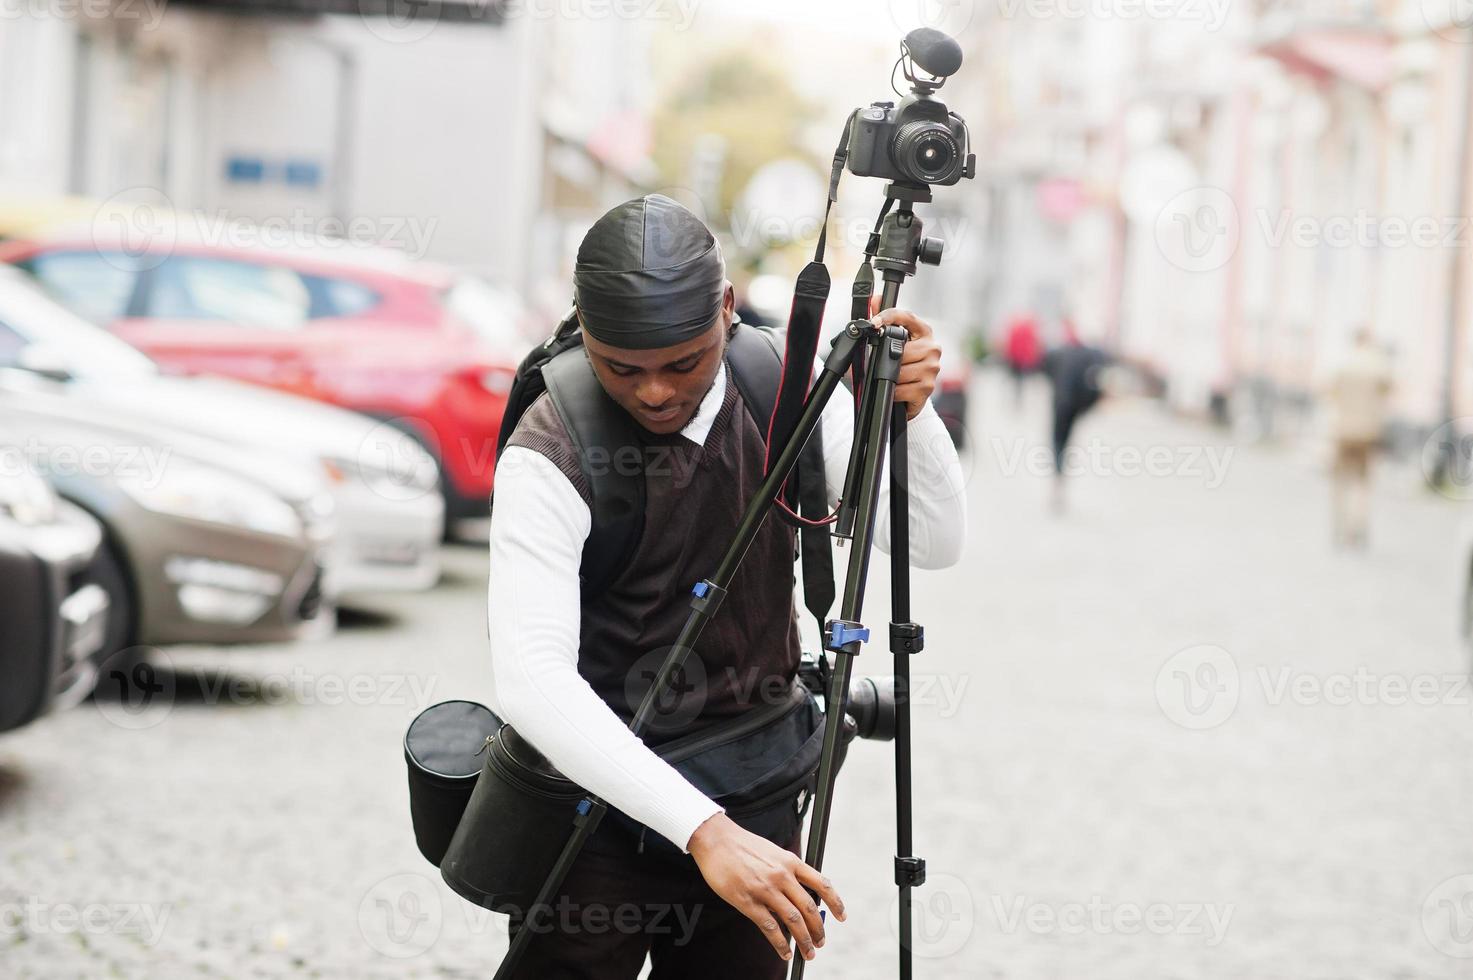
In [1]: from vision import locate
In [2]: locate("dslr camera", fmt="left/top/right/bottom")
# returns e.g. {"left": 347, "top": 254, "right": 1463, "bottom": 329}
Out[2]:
{"left": 846, "top": 28, "right": 976, "bottom": 187}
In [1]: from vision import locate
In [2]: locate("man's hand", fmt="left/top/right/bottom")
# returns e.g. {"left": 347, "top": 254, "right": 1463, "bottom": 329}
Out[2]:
{"left": 869, "top": 304, "right": 943, "bottom": 420}
{"left": 687, "top": 812, "right": 846, "bottom": 963}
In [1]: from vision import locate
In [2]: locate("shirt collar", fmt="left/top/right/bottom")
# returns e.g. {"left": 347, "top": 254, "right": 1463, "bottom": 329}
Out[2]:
{"left": 679, "top": 362, "right": 728, "bottom": 447}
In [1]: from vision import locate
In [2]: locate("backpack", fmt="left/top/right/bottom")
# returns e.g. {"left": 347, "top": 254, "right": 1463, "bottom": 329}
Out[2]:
{"left": 492, "top": 309, "right": 835, "bottom": 624}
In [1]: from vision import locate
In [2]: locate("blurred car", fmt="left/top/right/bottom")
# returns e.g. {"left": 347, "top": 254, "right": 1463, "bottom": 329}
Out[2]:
{"left": 0, "top": 454, "right": 110, "bottom": 732}
{"left": 0, "top": 233, "right": 531, "bottom": 531}
{"left": 0, "top": 368, "right": 336, "bottom": 648}
{"left": 0, "top": 266, "right": 442, "bottom": 596}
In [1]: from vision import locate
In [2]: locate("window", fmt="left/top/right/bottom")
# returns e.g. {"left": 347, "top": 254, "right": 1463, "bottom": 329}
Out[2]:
{"left": 25, "top": 251, "right": 140, "bottom": 323}
{"left": 146, "top": 257, "right": 311, "bottom": 330}
{"left": 303, "top": 274, "right": 381, "bottom": 318}
{"left": 443, "top": 276, "right": 525, "bottom": 351}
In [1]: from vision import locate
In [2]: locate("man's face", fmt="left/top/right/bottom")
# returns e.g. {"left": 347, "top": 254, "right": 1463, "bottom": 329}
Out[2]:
{"left": 581, "top": 287, "right": 733, "bottom": 435}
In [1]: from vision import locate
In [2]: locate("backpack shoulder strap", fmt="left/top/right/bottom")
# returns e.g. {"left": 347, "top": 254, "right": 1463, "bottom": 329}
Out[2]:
{"left": 540, "top": 347, "right": 645, "bottom": 596}
{"left": 726, "top": 322, "right": 835, "bottom": 633}
{"left": 725, "top": 321, "right": 783, "bottom": 431}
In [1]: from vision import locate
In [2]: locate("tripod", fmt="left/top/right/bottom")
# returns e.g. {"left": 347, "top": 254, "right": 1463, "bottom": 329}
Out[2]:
{"left": 493, "top": 182, "right": 944, "bottom": 979}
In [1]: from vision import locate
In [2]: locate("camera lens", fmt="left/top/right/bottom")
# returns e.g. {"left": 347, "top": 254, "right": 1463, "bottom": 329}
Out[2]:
{"left": 892, "top": 121, "right": 961, "bottom": 185}
{"left": 847, "top": 675, "right": 897, "bottom": 741}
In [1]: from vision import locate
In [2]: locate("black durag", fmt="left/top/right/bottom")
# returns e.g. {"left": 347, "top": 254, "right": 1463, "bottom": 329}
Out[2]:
{"left": 574, "top": 195, "right": 726, "bottom": 350}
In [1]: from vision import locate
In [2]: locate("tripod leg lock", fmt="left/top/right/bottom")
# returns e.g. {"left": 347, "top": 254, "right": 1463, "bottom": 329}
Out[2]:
{"left": 894, "top": 856, "right": 927, "bottom": 888}
{"left": 824, "top": 619, "right": 870, "bottom": 655}
{"left": 575, "top": 797, "right": 607, "bottom": 830}
{"left": 690, "top": 579, "right": 727, "bottom": 616}
{"left": 889, "top": 621, "right": 925, "bottom": 655}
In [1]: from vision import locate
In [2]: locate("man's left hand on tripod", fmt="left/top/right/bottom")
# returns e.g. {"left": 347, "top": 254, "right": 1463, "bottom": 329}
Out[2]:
{"left": 870, "top": 306, "right": 943, "bottom": 420}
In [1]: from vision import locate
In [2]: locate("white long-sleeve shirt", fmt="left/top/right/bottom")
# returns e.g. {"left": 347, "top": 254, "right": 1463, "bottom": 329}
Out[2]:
{"left": 486, "top": 361, "right": 967, "bottom": 852}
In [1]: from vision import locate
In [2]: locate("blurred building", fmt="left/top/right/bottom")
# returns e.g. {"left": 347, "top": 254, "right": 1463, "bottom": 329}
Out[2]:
{"left": 0, "top": 0, "right": 655, "bottom": 304}
{"left": 961, "top": 0, "right": 1473, "bottom": 448}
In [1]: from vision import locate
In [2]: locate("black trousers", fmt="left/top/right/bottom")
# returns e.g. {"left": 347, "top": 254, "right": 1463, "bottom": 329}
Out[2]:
{"left": 501, "top": 829, "right": 800, "bottom": 980}
{"left": 1051, "top": 394, "right": 1100, "bottom": 474}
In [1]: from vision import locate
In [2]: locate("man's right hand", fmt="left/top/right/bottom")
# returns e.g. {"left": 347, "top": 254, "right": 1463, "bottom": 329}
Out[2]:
{"left": 686, "top": 812, "right": 846, "bottom": 963}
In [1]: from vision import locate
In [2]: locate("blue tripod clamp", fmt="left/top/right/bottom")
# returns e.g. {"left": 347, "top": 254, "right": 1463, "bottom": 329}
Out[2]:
{"left": 824, "top": 619, "right": 870, "bottom": 655}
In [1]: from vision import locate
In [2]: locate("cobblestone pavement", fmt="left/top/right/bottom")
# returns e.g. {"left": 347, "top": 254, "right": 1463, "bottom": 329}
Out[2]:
{"left": 3, "top": 370, "right": 1471, "bottom": 979}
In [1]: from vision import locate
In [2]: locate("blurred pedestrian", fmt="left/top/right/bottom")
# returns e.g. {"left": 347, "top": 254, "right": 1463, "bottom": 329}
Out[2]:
{"left": 1326, "top": 328, "right": 1393, "bottom": 549}
{"left": 1002, "top": 313, "right": 1043, "bottom": 409}
{"left": 1042, "top": 340, "right": 1111, "bottom": 513}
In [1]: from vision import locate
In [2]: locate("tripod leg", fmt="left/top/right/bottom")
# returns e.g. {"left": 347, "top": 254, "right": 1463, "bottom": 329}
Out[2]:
{"left": 889, "top": 402, "right": 925, "bottom": 980}
{"left": 791, "top": 328, "right": 905, "bottom": 978}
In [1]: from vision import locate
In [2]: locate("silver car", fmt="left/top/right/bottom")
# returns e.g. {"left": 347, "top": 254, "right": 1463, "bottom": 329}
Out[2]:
{"left": 0, "top": 267, "right": 443, "bottom": 597}
{"left": 1, "top": 370, "right": 335, "bottom": 646}
{"left": 0, "top": 451, "right": 110, "bottom": 728}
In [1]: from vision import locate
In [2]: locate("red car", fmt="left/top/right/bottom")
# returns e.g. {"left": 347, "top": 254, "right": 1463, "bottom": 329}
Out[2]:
{"left": 0, "top": 235, "right": 532, "bottom": 532}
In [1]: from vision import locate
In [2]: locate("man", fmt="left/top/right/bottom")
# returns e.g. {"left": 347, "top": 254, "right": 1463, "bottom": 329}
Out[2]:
{"left": 486, "top": 195, "right": 966, "bottom": 977}
{"left": 1327, "top": 328, "right": 1392, "bottom": 548}
{"left": 1041, "top": 339, "right": 1110, "bottom": 513}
